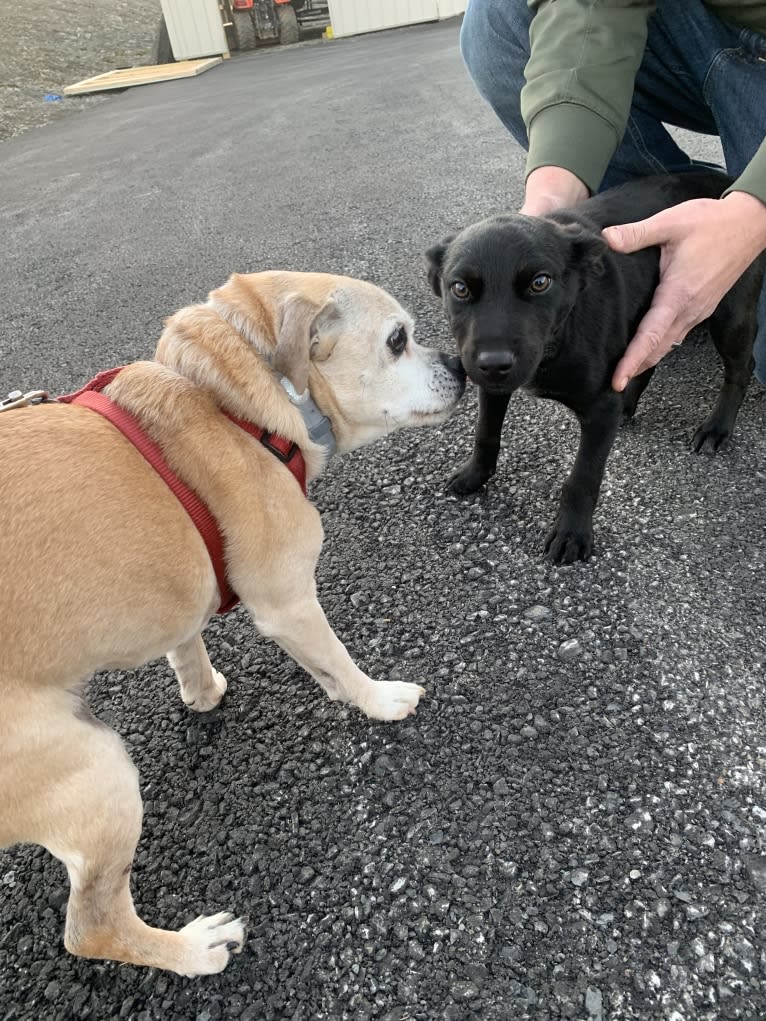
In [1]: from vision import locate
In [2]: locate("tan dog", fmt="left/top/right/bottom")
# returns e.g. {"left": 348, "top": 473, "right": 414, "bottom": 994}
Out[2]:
{"left": 0, "top": 271, "right": 465, "bottom": 976}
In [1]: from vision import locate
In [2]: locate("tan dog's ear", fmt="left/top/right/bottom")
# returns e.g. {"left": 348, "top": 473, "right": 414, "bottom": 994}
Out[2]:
{"left": 274, "top": 294, "right": 341, "bottom": 391}
{"left": 309, "top": 299, "right": 342, "bottom": 363}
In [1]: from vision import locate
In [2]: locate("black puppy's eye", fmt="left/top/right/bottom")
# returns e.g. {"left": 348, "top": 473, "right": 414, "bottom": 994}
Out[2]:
{"left": 528, "top": 273, "right": 552, "bottom": 295}
{"left": 450, "top": 280, "right": 471, "bottom": 301}
{"left": 387, "top": 325, "right": 408, "bottom": 356}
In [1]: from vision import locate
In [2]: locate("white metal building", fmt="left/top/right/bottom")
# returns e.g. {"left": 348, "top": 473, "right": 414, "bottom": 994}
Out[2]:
{"left": 327, "top": 1, "right": 466, "bottom": 38}
{"left": 159, "top": 0, "right": 466, "bottom": 60}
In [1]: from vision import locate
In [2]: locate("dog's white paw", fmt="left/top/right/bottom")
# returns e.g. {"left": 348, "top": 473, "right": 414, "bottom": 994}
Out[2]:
{"left": 185, "top": 669, "right": 228, "bottom": 713}
{"left": 175, "top": 911, "right": 245, "bottom": 977}
{"left": 362, "top": 681, "right": 425, "bottom": 721}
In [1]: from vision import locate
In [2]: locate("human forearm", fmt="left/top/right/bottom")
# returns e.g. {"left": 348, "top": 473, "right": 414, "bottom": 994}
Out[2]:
{"left": 520, "top": 166, "right": 589, "bottom": 216}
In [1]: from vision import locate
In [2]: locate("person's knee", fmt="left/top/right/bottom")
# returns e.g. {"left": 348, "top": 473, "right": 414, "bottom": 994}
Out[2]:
{"left": 459, "top": 0, "right": 489, "bottom": 79}
{"left": 460, "top": 0, "right": 529, "bottom": 93}
{"left": 460, "top": 0, "right": 530, "bottom": 145}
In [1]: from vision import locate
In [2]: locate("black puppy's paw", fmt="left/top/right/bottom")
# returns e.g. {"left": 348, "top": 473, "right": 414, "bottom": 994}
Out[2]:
{"left": 691, "top": 418, "right": 732, "bottom": 454}
{"left": 544, "top": 520, "right": 594, "bottom": 564}
{"left": 446, "top": 460, "right": 492, "bottom": 496}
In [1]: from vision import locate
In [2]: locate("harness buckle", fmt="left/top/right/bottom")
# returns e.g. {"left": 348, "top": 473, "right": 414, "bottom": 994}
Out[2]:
{"left": 260, "top": 432, "right": 299, "bottom": 464}
{"left": 0, "top": 389, "right": 50, "bottom": 412}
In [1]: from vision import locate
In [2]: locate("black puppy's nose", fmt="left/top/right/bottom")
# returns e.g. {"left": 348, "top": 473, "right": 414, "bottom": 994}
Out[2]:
{"left": 475, "top": 350, "right": 514, "bottom": 376}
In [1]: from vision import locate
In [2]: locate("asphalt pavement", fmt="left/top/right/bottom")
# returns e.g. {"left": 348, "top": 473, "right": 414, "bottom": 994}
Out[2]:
{"left": 1, "top": 17, "right": 765, "bottom": 1021}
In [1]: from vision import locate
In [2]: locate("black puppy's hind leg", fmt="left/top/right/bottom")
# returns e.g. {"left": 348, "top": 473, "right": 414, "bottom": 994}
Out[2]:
{"left": 545, "top": 391, "right": 623, "bottom": 564}
{"left": 447, "top": 388, "right": 511, "bottom": 495}
{"left": 621, "top": 367, "right": 655, "bottom": 424}
{"left": 692, "top": 303, "right": 755, "bottom": 453}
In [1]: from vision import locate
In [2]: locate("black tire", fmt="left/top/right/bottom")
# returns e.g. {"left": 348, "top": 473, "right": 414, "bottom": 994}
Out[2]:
{"left": 232, "top": 9, "right": 258, "bottom": 51}
{"left": 222, "top": 0, "right": 240, "bottom": 51}
{"left": 276, "top": 4, "right": 300, "bottom": 44}
{"left": 153, "top": 15, "right": 175, "bottom": 65}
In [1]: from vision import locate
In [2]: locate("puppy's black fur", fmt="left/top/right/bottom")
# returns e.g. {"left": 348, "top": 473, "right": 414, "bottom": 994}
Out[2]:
{"left": 427, "top": 170, "right": 765, "bottom": 563}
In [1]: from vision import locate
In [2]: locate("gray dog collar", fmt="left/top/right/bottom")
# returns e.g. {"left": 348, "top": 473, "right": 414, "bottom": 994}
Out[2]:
{"left": 280, "top": 376, "right": 337, "bottom": 458}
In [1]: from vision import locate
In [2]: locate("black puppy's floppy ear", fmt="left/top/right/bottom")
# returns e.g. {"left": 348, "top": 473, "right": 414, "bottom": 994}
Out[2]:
{"left": 425, "top": 236, "right": 454, "bottom": 296}
{"left": 559, "top": 223, "right": 608, "bottom": 285}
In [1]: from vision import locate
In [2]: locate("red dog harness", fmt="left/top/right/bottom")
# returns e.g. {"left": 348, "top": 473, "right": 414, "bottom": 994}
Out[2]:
{"left": 57, "top": 367, "right": 307, "bottom": 614}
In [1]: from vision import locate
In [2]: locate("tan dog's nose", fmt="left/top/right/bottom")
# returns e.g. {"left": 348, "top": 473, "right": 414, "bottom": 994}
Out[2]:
{"left": 439, "top": 352, "right": 467, "bottom": 380}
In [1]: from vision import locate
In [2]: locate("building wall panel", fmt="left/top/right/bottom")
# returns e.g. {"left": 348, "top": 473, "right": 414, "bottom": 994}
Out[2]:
{"left": 328, "top": 0, "right": 442, "bottom": 38}
{"left": 160, "top": 0, "right": 229, "bottom": 60}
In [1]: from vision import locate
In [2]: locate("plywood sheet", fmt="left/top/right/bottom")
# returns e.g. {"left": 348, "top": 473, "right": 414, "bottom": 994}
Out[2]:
{"left": 64, "top": 58, "right": 222, "bottom": 97}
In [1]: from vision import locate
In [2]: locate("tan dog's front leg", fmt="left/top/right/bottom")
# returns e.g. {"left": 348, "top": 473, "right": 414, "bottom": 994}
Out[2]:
{"left": 251, "top": 593, "right": 424, "bottom": 721}
{"left": 167, "top": 635, "right": 227, "bottom": 712}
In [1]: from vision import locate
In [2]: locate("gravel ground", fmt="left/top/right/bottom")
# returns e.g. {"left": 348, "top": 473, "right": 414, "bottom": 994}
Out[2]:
{"left": 0, "top": 0, "right": 159, "bottom": 142}
{"left": 1, "top": 13, "right": 765, "bottom": 1021}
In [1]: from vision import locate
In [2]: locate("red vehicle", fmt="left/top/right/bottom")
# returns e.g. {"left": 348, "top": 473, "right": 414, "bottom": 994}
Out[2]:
{"left": 225, "top": 0, "right": 301, "bottom": 49}
{"left": 155, "top": 0, "right": 329, "bottom": 63}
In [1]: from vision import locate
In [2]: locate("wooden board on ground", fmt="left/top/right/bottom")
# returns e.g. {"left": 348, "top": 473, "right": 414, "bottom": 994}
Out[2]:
{"left": 64, "top": 58, "right": 223, "bottom": 97}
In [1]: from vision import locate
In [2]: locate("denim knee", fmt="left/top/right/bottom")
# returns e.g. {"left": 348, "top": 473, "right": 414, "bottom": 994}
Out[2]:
{"left": 460, "top": 0, "right": 494, "bottom": 91}
{"left": 460, "top": 0, "right": 531, "bottom": 146}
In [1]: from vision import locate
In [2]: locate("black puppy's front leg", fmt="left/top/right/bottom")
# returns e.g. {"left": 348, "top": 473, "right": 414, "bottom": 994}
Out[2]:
{"left": 545, "top": 392, "right": 623, "bottom": 563}
{"left": 447, "top": 388, "right": 511, "bottom": 495}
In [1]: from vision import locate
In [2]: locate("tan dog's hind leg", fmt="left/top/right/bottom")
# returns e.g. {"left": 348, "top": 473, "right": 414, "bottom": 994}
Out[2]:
{"left": 167, "top": 634, "right": 228, "bottom": 713}
{"left": 251, "top": 590, "right": 425, "bottom": 721}
{"left": 8, "top": 696, "right": 244, "bottom": 975}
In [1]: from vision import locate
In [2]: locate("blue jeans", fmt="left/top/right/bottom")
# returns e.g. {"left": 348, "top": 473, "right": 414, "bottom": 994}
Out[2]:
{"left": 460, "top": 0, "right": 766, "bottom": 381}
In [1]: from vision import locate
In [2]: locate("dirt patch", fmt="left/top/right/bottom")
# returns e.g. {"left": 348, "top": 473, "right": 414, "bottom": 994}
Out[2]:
{"left": 1, "top": 0, "right": 160, "bottom": 142}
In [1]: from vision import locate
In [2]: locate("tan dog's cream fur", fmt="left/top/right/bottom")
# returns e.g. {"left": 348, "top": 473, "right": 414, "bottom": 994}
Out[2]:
{"left": 0, "top": 272, "right": 464, "bottom": 976}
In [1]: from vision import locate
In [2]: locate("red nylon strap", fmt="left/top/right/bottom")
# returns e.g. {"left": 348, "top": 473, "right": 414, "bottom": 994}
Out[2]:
{"left": 58, "top": 366, "right": 125, "bottom": 402}
{"left": 67, "top": 389, "right": 237, "bottom": 614}
{"left": 224, "top": 414, "right": 307, "bottom": 495}
{"left": 58, "top": 369, "right": 308, "bottom": 614}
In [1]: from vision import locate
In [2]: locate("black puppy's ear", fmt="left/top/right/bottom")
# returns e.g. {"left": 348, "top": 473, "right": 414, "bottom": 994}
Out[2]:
{"left": 425, "top": 236, "right": 454, "bottom": 296}
{"left": 560, "top": 223, "right": 608, "bottom": 285}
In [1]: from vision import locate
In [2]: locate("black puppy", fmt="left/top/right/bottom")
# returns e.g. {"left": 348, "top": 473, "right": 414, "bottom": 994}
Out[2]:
{"left": 427, "top": 170, "right": 765, "bottom": 563}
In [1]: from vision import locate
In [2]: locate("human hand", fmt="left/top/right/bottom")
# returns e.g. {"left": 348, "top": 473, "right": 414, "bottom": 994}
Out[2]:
{"left": 520, "top": 166, "right": 589, "bottom": 217}
{"left": 606, "top": 190, "right": 766, "bottom": 392}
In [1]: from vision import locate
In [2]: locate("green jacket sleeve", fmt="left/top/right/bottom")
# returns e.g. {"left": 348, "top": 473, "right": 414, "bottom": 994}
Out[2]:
{"left": 727, "top": 137, "right": 766, "bottom": 207}
{"left": 521, "top": 0, "right": 656, "bottom": 193}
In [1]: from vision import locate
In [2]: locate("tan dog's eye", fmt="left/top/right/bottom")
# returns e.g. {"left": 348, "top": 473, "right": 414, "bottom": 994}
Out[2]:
{"left": 528, "top": 273, "right": 552, "bottom": 294}
{"left": 387, "top": 325, "right": 408, "bottom": 356}
{"left": 450, "top": 280, "right": 470, "bottom": 301}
